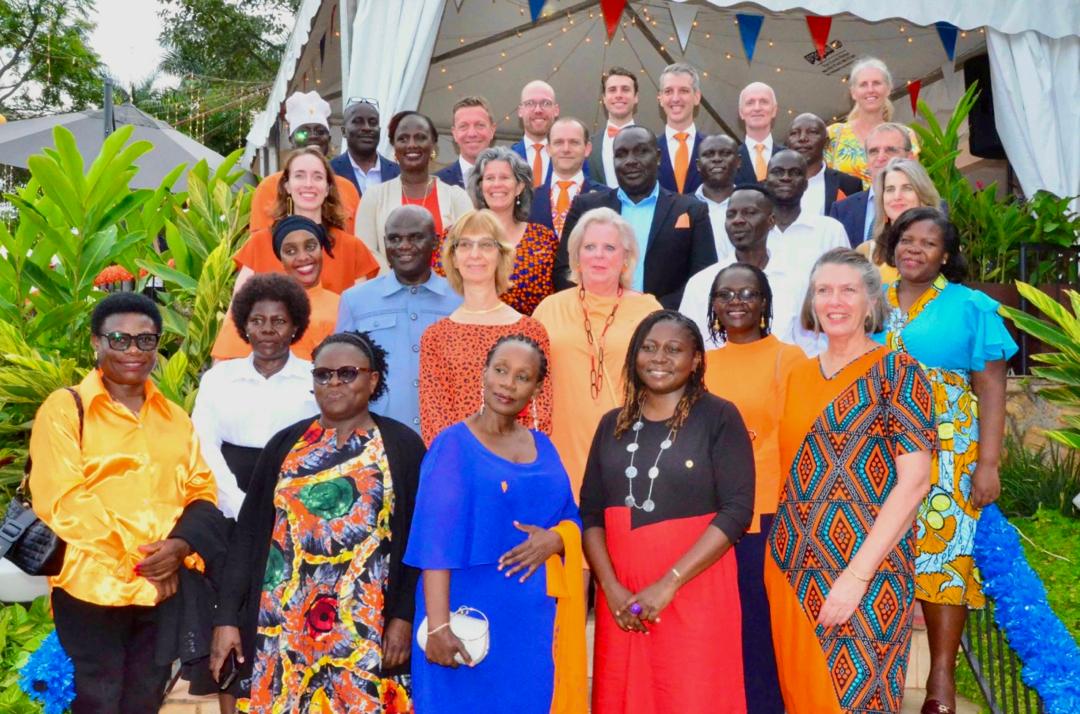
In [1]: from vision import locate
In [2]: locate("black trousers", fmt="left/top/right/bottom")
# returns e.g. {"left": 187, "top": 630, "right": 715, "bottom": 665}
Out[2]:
{"left": 51, "top": 588, "right": 171, "bottom": 714}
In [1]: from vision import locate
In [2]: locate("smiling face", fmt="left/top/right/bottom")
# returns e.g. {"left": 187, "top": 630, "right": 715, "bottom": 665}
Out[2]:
{"left": 283, "top": 153, "right": 330, "bottom": 215}
{"left": 482, "top": 340, "right": 543, "bottom": 418}
{"left": 518, "top": 82, "right": 559, "bottom": 140}
{"left": 292, "top": 122, "right": 331, "bottom": 156}
{"left": 451, "top": 229, "right": 501, "bottom": 287}
{"left": 658, "top": 71, "right": 700, "bottom": 129}
{"left": 578, "top": 221, "right": 628, "bottom": 293}
{"left": 344, "top": 102, "right": 380, "bottom": 157}
{"left": 313, "top": 342, "right": 378, "bottom": 423}
{"left": 866, "top": 128, "right": 911, "bottom": 177}
{"left": 392, "top": 115, "right": 435, "bottom": 172}
{"left": 245, "top": 299, "right": 295, "bottom": 361}
{"left": 602, "top": 73, "right": 638, "bottom": 123}
{"left": 549, "top": 119, "right": 591, "bottom": 177}
{"left": 451, "top": 105, "right": 496, "bottom": 164}
{"left": 712, "top": 266, "right": 765, "bottom": 342}
{"left": 894, "top": 218, "right": 947, "bottom": 284}
{"left": 384, "top": 208, "right": 436, "bottom": 283}
{"left": 613, "top": 128, "right": 660, "bottom": 197}
{"left": 765, "top": 150, "right": 809, "bottom": 203}
{"left": 635, "top": 320, "right": 701, "bottom": 396}
{"left": 278, "top": 229, "right": 323, "bottom": 288}
{"left": 738, "top": 84, "right": 778, "bottom": 134}
{"left": 725, "top": 189, "right": 774, "bottom": 252}
{"left": 786, "top": 114, "right": 828, "bottom": 166}
{"left": 479, "top": 159, "right": 524, "bottom": 214}
{"left": 851, "top": 66, "right": 890, "bottom": 116}
{"left": 812, "top": 263, "right": 873, "bottom": 339}
{"left": 92, "top": 312, "right": 158, "bottom": 387}
{"left": 697, "top": 134, "right": 740, "bottom": 188}
{"left": 882, "top": 169, "right": 923, "bottom": 222}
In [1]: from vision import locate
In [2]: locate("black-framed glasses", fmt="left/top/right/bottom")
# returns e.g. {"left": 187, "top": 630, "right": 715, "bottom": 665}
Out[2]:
{"left": 711, "top": 288, "right": 763, "bottom": 303}
{"left": 345, "top": 97, "right": 379, "bottom": 111}
{"left": 97, "top": 332, "right": 160, "bottom": 352}
{"left": 312, "top": 366, "right": 372, "bottom": 385}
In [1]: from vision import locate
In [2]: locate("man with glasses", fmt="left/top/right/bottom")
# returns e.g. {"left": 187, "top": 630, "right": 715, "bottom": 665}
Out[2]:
{"left": 511, "top": 80, "right": 559, "bottom": 187}
{"left": 828, "top": 122, "right": 915, "bottom": 247}
{"left": 336, "top": 206, "right": 462, "bottom": 433}
{"left": 330, "top": 98, "right": 400, "bottom": 197}
{"left": 436, "top": 96, "right": 497, "bottom": 188}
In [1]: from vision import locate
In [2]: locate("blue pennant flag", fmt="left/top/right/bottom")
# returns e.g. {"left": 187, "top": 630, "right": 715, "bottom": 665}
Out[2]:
{"left": 529, "top": 0, "right": 545, "bottom": 22}
{"left": 736, "top": 14, "right": 765, "bottom": 63}
{"left": 935, "top": 22, "right": 959, "bottom": 61}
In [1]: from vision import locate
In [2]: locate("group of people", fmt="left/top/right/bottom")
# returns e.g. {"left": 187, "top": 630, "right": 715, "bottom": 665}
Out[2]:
{"left": 24, "top": 52, "right": 1019, "bottom": 714}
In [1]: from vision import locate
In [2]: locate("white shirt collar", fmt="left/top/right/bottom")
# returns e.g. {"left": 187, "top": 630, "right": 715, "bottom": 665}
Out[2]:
{"left": 665, "top": 124, "right": 697, "bottom": 142}
{"left": 693, "top": 184, "right": 730, "bottom": 209}
{"left": 744, "top": 134, "right": 774, "bottom": 153}
{"left": 236, "top": 351, "right": 312, "bottom": 382}
{"left": 552, "top": 169, "right": 585, "bottom": 186}
{"left": 348, "top": 153, "right": 381, "bottom": 174}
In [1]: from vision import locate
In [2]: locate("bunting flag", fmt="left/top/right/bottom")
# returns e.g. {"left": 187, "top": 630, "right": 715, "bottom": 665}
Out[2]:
{"left": 453, "top": 0, "right": 464, "bottom": 9}
{"left": 736, "top": 13, "right": 765, "bottom": 63}
{"left": 908, "top": 80, "right": 922, "bottom": 115}
{"left": 669, "top": 2, "right": 699, "bottom": 53}
{"left": 528, "top": 0, "right": 545, "bottom": 22}
{"left": 600, "top": 0, "right": 627, "bottom": 39}
{"left": 935, "top": 21, "right": 959, "bottom": 61}
{"left": 805, "top": 15, "right": 832, "bottom": 60}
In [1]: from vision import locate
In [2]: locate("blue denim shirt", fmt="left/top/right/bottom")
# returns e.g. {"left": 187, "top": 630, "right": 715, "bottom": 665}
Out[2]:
{"left": 336, "top": 272, "right": 462, "bottom": 431}
{"left": 617, "top": 183, "right": 659, "bottom": 291}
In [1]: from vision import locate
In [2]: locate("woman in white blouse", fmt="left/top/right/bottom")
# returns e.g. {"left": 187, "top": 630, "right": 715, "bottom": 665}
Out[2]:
{"left": 193, "top": 274, "right": 319, "bottom": 518}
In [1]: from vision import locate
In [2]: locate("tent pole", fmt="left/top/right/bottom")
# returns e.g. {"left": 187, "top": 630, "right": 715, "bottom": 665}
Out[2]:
{"left": 339, "top": 0, "right": 352, "bottom": 114}
{"left": 103, "top": 78, "right": 114, "bottom": 138}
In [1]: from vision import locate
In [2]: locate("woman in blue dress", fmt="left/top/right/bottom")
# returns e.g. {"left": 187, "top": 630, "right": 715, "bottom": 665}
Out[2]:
{"left": 405, "top": 334, "right": 587, "bottom": 713}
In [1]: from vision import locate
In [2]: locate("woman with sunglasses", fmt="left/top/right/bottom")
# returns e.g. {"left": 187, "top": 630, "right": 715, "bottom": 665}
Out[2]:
{"left": 28, "top": 292, "right": 220, "bottom": 713}
{"left": 702, "top": 264, "right": 804, "bottom": 713}
{"left": 211, "top": 331, "right": 424, "bottom": 711}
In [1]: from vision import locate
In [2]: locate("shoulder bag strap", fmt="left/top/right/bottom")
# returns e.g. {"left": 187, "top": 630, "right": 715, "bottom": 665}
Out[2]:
{"left": 19, "top": 387, "right": 84, "bottom": 496}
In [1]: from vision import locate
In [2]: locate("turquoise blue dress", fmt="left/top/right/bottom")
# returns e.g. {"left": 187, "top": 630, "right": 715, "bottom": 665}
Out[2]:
{"left": 404, "top": 422, "right": 580, "bottom": 713}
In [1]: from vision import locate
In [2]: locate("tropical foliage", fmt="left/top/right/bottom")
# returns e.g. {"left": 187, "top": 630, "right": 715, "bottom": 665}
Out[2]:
{"left": 0, "top": 597, "right": 53, "bottom": 712}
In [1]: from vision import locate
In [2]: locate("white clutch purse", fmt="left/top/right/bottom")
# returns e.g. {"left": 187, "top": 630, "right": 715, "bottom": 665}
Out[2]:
{"left": 416, "top": 605, "right": 490, "bottom": 665}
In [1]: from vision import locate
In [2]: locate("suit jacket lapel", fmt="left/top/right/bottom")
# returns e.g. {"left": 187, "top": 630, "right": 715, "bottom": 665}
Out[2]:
{"left": 824, "top": 168, "right": 838, "bottom": 212}
{"left": 646, "top": 188, "right": 677, "bottom": 255}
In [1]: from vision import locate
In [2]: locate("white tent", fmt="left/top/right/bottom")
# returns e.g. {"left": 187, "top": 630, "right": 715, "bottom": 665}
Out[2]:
{"left": 244, "top": 0, "right": 1080, "bottom": 206}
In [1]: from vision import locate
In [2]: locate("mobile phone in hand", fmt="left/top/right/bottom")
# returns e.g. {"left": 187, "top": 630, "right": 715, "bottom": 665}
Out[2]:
{"left": 218, "top": 651, "right": 240, "bottom": 692}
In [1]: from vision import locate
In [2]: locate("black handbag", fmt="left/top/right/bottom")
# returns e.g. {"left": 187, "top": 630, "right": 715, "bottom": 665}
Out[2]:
{"left": 0, "top": 387, "right": 82, "bottom": 576}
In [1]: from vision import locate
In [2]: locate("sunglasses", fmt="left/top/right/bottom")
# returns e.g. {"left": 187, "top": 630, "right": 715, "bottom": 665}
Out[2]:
{"left": 346, "top": 97, "right": 380, "bottom": 111}
{"left": 312, "top": 366, "right": 372, "bottom": 385}
{"left": 98, "top": 332, "right": 160, "bottom": 352}
{"left": 711, "top": 288, "right": 763, "bottom": 303}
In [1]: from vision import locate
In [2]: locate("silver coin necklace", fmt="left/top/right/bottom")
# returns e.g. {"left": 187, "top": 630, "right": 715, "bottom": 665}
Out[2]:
{"left": 624, "top": 420, "right": 676, "bottom": 513}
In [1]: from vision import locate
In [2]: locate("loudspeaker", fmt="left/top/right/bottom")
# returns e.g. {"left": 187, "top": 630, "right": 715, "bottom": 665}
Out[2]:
{"left": 964, "top": 54, "right": 1006, "bottom": 160}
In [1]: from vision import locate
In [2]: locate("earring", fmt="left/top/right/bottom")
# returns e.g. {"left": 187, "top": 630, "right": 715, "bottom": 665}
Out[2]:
{"left": 287, "top": 195, "right": 294, "bottom": 214}
{"left": 712, "top": 318, "right": 721, "bottom": 333}
{"left": 530, "top": 398, "right": 539, "bottom": 431}
{"left": 515, "top": 195, "right": 521, "bottom": 206}
{"left": 760, "top": 316, "right": 767, "bottom": 329}
{"left": 431, "top": 150, "right": 437, "bottom": 160}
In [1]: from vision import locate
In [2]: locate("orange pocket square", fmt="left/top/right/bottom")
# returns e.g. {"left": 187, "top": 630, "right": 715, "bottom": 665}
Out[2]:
{"left": 675, "top": 212, "right": 691, "bottom": 229}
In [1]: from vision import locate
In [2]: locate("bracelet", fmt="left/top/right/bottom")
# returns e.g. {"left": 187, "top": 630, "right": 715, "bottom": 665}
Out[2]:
{"left": 670, "top": 567, "right": 682, "bottom": 585}
{"left": 427, "top": 621, "right": 451, "bottom": 636}
{"left": 846, "top": 567, "right": 873, "bottom": 583}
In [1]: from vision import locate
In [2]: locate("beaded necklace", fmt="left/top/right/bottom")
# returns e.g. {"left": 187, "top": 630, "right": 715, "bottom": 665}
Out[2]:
{"left": 623, "top": 419, "right": 677, "bottom": 513}
{"left": 579, "top": 285, "right": 623, "bottom": 400}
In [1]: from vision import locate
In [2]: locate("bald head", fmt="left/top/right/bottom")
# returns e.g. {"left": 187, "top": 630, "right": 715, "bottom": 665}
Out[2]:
{"left": 384, "top": 206, "right": 436, "bottom": 283}
{"left": 518, "top": 80, "right": 559, "bottom": 141}
{"left": 787, "top": 113, "right": 828, "bottom": 166}
{"left": 738, "top": 82, "right": 778, "bottom": 138}
{"left": 766, "top": 149, "right": 809, "bottom": 205}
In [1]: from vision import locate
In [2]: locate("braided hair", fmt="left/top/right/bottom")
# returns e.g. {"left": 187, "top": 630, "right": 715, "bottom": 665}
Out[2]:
{"left": 705, "top": 263, "right": 774, "bottom": 344}
{"left": 312, "top": 331, "right": 390, "bottom": 401}
{"left": 484, "top": 333, "right": 549, "bottom": 384}
{"left": 615, "top": 310, "right": 707, "bottom": 438}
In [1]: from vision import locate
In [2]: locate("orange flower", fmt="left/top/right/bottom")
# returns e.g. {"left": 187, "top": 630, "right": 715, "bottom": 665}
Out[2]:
{"left": 93, "top": 264, "right": 134, "bottom": 286}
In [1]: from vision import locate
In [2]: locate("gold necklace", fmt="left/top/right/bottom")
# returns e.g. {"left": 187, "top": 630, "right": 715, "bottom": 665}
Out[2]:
{"left": 459, "top": 302, "right": 506, "bottom": 315}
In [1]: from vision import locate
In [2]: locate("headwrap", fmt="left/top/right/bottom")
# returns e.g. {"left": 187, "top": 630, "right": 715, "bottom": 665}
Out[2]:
{"left": 271, "top": 215, "right": 334, "bottom": 260}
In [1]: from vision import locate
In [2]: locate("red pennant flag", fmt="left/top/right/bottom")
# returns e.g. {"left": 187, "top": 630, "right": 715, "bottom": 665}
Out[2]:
{"left": 908, "top": 80, "right": 922, "bottom": 115}
{"left": 600, "top": 0, "right": 627, "bottom": 39}
{"left": 805, "top": 15, "right": 832, "bottom": 60}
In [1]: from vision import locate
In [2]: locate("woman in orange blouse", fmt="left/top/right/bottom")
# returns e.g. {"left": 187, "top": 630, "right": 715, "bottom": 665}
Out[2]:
{"left": 232, "top": 147, "right": 380, "bottom": 295}
{"left": 419, "top": 209, "right": 553, "bottom": 446}
{"left": 702, "top": 263, "right": 803, "bottom": 713}
{"left": 435, "top": 146, "right": 559, "bottom": 315}
{"left": 28, "top": 292, "right": 219, "bottom": 713}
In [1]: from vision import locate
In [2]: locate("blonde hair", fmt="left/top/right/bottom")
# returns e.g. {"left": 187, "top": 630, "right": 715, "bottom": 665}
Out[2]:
{"left": 869, "top": 158, "right": 942, "bottom": 265}
{"left": 441, "top": 209, "right": 516, "bottom": 296}
{"left": 846, "top": 57, "right": 895, "bottom": 122}
{"left": 566, "top": 207, "right": 639, "bottom": 289}
{"left": 800, "top": 248, "right": 886, "bottom": 334}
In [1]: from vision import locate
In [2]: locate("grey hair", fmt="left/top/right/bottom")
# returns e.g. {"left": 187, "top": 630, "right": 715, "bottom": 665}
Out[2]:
{"left": 659, "top": 62, "right": 701, "bottom": 93}
{"left": 846, "top": 57, "right": 896, "bottom": 122}
{"left": 865, "top": 122, "right": 913, "bottom": 154}
{"left": 567, "top": 207, "right": 639, "bottom": 289}
{"left": 468, "top": 146, "right": 533, "bottom": 222}
{"left": 800, "top": 248, "right": 887, "bottom": 334}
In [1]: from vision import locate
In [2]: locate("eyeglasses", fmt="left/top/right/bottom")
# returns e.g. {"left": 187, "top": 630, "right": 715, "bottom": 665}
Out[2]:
{"left": 454, "top": 238, "right": 500, "bottom": 254}
{"left": 98, "top": 332, "right": 160, "bottom": 352}
{"left": 520, "top": 99, "right": 555, "bottom": 110}
{"left": 312, "top": 366, "right": 372, "bottom": 385}
{"left": 711, "top": 288, "right": 763, "bottom": 303}
{"left": 345, "top": 97, "right": 380, "bottom": 111}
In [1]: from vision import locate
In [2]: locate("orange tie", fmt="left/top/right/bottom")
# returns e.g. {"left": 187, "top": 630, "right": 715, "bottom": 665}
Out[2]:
{"left": 607, "top": 126, "right": 619, "bottom": 138}
{"left": 673, "top": 132, "right": 690, "bottom": 193}
{"left": 754, "top": 143, "right": 767, "bottom": 181}
{"left": 532, "top": 143, "right": 544, "bottom": 187}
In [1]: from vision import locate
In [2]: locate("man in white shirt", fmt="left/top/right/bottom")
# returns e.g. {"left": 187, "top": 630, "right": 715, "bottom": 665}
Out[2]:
{"left": 786, "top": 112, "right": 862, "bottom": 216}
{"left": 436, "top": 96, "right": 497, "bottom": 189}
{"left": 679, "top": 186, "right": 822, "bottom": 353}
{"left": 531, "top": 117, "right": 603, "bottom": 235}
{"left": 694, "top": 133, "right": 741, "bottom": 262}
{"left": 512, "top": 80, "right": 559, "bottom": 187}
{"left": 656, "top": 62, "right": 704, "bottom": 194}
{"left": 764, "top": 149, "right": 849, "bottom": 269}
{"left": 733, "top": 82, "right": 782, "bottom": 186}
{"left": 587, "top": 66, "right": 638, "bottom": 188}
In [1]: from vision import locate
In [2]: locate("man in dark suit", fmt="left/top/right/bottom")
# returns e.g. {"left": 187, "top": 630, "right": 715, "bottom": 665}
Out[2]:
{"left": 656, "top": 62, "right": 705, "bottom": 195}
{"left": 555, "top": 126, "right": 716, "bottom": 308}
{"left": 786, "top": 113, "right": 862, "bottom": 216}
{"left": 434, "top": 96, "right": 496, "bottom": 189}
{"left": 732, "top": 82, "right": 783, "bottom": 186}
{"left": 587, "top": 66, "right": 639, "bottom": 189}
{"left": 828, "top": 122, "right": 915, "bottom": 247}
{"left": 510, "top": 80, "right": 559, "bottom": 187}
{"left": 329, "top": 99, "right": 399, "bottom": 197}
{"left": 530, "top": 117, "right": 604, "bottom": 235}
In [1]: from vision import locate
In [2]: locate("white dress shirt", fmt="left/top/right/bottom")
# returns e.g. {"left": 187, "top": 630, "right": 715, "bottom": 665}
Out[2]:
{"left": 602, "top": 120, "right": 634, "bottom": 189}
{"left": 665, "top": 124, "right": 697, "bottom": 166}
{"left": 800, "top": 163, "right": 828, "bottom": 216}
{"left": 744, "top": 135, "right": 774, "bottom": 179}
{"left": 349, "top": 154, "right": 384, "bottom": 195}
{"left": 550, "top": 169, "right": 585, "bottom": 204}
{"left": 459, "top": 156, "right": 475, "bottom": 187}
{"left": 523, "top": 138, "right": 550, "bottom": 183}
{"left": 192, "top": 353, "right": 318, "bottom": 518}
{"left": 767, "top": 211, "right": 849, "bottom": 272}
{"left": 693, "top": 186, "right": 732, "bottom": 263}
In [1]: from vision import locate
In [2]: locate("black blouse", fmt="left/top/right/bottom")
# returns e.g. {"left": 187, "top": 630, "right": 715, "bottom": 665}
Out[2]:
{"left": 579, "top": 393, "right": 755, "bottom": 543}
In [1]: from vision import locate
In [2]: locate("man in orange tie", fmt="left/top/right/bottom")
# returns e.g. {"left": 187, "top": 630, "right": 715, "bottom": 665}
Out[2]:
{"left": 733, "top": 82, "right": 783, "bottom": 186}
{"left": 511, "top": 80, "right": 559, "bottom": 187}
{"left": 530, "top": 117, "right": 602, "bottom": 236}
{"left": 587, "top": 66, "right": 639, "bottom": 189}
{"left": 656, "top": 62, "right": 704, "bottom": 195}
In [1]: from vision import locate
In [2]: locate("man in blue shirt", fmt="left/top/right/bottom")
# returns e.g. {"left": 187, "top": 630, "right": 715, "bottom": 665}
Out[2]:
{"left": 336, "top": 206, "right": 461, "bottom": 432}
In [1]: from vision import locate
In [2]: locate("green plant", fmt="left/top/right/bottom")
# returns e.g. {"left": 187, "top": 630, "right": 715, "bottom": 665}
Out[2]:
{"left": 0, "top": 596, "right": 54, "bottom": 713}
{"left": 1000, "top": 283, "right": 1080, "bottom": 450}
{"left": 997, "top": 434, "right": 1080, "bottom": 519}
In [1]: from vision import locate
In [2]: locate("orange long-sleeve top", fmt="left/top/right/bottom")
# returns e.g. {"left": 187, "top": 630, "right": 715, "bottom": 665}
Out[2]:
{"left": 28, "top": 370, "right": 218, "bottom": 607}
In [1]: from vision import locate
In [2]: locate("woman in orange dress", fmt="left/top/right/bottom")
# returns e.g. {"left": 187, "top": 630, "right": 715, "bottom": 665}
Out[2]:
{"left": 418, "top": 209, "right": 552, "bottom": 446}
{"left": 765, "top": 249, "right": 935, "bottom": 714}
{"left": 702, "top": 263, "right": 803, "bottom": 713}
{"left": 232, "top": 147, "right": 380, "bottom": 295}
